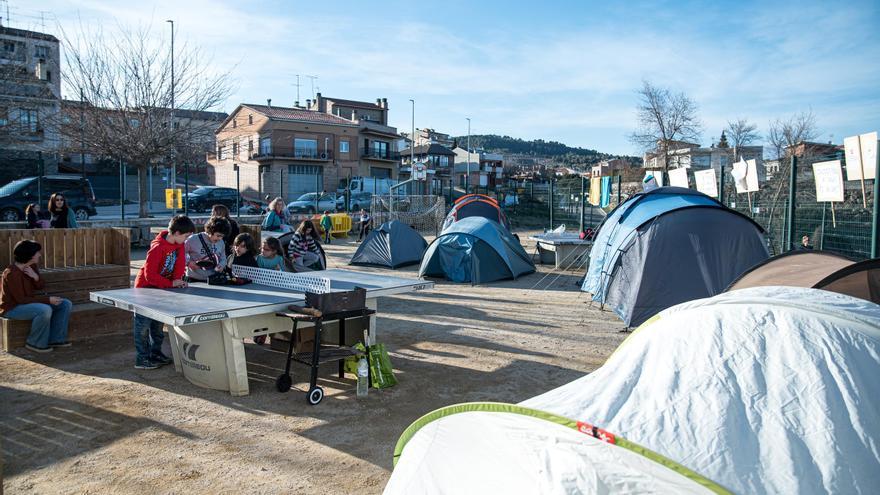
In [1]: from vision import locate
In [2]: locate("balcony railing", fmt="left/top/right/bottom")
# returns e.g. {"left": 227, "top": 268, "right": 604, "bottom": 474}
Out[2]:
{"left": 361, "top": 147, "right": 400, "bottom": 161}
{"left": 251, "top": 146, "right": 333, "bottom": 161}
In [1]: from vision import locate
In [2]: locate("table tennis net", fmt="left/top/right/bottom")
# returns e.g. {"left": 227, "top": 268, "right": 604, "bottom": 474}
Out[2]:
{"left": 230, "top": 265, "right": 331, "bottom": 294}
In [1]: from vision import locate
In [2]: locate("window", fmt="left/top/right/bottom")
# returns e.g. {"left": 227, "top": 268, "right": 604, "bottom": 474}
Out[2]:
{"left": 339, "top": 140, "right": 349, "bottom": 153}
{"left": 0, "top": 108, "right": 7, "bottom": 126}
{"left": 259, "top": 137, "right": 271, "bottom": 155}
{"left": 232, "top": 119, "right": 237, "bottom": 128}
{"left": 294, "top": 138, "right": 318, "bottom": 158}
{"left": 248, "top": 114, "right": 253, "bottom": 125}
{"left": 219, "top": 143, "right": 227, "bottom": 160}
{"left": 440, "top": 156, "right": 449, "bottom": 167}
{"left": 372, "top": 140, "right": 388, "bottom": 158}
{"left": 35, "top": 46, "right": 49, "bottom": 58}
{"left": 248, "top": 139, "right": 253, "bottom": 155}
{"left": 129, "top": 118, "right": 140, "bottom": 128}
{"left": 19, "top": 109, "right": 38, "bottom": 132}
{"left": 2, "top": 42, "right": 14, "bottom": 54}
{"left": 232, "top": 142, "right": 239, "bottom": 157}
{"left": 45, "top": 70, "right": 51, "bottom": 82}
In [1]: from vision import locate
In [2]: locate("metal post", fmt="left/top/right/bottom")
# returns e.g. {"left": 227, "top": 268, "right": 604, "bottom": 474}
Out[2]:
{"left": 579, "top": 176, "right": 585, "bottom": 233}
{"left": 718, "top": 164, "right": 725, "bottom": 203}
{"left": 315, "top": 172, "right": 319, "bottom": 214}
{"left": 466, "top": 117, "right": 471, "bottom": 193}
{"left": 184, "top": 162, "right": 189, "bottom": 215}
{"left": 820, "top": 202, "right": 826, "bottom": 250}
{"left": 785, "top": 155, "right": 797, "bottom": 252}
{"left": 148, "top": 166, "right": 153, "bottom": 212}
{"left": 549, "top": 178, "right": 554, "bottom": 230}
{"left": 873, "top": 157, "right": 880, "bottom": 257}
{"left": 616, "top": 174, "right": 622, "bottom": 205}
{"left": 167, "top": 20, "right": 176, "bottom": 217}
{"left": 37, "top": 152, "right": 43, "bottom": 204}
{"left": 80, "top": 86, "right": 86, "bottom": 179}
{"left": 119, "top": 160, "right": 125, "bottom": 221}
{"left": 234, "top": 164, "right": 240, "bottom": 220}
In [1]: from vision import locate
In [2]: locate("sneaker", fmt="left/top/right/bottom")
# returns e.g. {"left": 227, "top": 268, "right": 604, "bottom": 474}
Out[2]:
{"left": 25, "top": 343, "right": 52, "bottom": 353}
{"left": 134, "top": 360, "right": 160, "bottom": 370}
{"left": 49, "top": 341, "right": 72, "bottom": 348}
{"left": 150, "top": 352, "right": 173, "bottom": 366}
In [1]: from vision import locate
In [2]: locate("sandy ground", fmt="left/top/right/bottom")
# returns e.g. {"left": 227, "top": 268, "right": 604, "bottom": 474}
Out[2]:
{"left": 0, "top": 231, "right": 626, "bottom": 494}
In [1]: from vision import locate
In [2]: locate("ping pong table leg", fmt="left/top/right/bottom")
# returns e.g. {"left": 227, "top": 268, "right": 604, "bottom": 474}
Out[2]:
{"left": 167, "top": 324, "right": 183, "bottom": 373}
{"left": 222, "top": 319, "right": 250, "bottom": 396}
{"left": 366, "top": 298, "right": 377, "bottom": 345}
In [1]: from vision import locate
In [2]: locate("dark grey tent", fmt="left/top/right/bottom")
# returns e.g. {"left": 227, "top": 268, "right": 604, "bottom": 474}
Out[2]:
{"left": 582, "top": 187, "right": 769, "bottom": 327}
{"left": 419, "top": 216, "right": 535, "bottom": 283}
{"left": 350, "top": 220, "right": 428, "bottom": 269}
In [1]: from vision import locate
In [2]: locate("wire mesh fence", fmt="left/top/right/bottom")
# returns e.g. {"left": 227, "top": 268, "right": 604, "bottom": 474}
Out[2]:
{"left": 369, "top": 195, "right": 446, "bottom": 237}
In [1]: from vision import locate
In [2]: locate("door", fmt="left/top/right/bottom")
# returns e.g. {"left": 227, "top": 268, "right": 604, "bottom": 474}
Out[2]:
{"left": 288, "top": 165, "right": 323, "bottom": 199}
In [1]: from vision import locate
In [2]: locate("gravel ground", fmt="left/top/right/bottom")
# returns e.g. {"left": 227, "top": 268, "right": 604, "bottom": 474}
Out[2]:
{"left": 0, "top": 231, "right": 626, "bottom": 494}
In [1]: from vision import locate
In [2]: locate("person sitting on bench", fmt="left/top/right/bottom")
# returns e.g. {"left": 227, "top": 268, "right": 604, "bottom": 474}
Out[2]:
{"left": 0, "top": 240, "right": 73, "bottom": 353}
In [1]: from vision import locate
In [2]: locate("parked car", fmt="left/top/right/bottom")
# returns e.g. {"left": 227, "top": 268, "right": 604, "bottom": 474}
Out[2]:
{"left": 287, "top": 192, "right": 339, "bottom": 214}
{"left": 0, "top": 175, "right": 97, "bottom": 222}
{"left": 336, "top": 191, "right": 373, "bottom": 212}
{"left": 186, "top": 186, "right": 242, "bottom": 213}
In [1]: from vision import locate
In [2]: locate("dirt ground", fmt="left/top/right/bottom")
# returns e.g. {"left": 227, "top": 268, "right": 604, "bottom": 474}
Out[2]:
{"left": 0, "top": 230, "right": 626, "bottom": 495}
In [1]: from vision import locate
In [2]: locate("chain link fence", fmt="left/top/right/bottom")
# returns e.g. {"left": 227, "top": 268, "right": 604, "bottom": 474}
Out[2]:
{"left": 370, "top": 195, "right": 446, "bottom": 237}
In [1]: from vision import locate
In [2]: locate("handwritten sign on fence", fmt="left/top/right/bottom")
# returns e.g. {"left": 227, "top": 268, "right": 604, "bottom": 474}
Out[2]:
{"left": 812, "top": 160, "right": 844, "bottom": 202}
{"left": 668, "top": 167, "right": 689, "bottom": 188}
{"left": 844, "top": 132, "right": 877, "bottom": 181}
{"left": 694, "top": 169, "right": 718, "bottom": 197}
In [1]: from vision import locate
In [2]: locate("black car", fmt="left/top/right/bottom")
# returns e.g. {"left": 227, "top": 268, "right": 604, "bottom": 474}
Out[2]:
{"left": 0, "top": 175, "right": 97, "bottom": 222}
{"left": 186, "top": 186, "right": 242, "bottom": 213}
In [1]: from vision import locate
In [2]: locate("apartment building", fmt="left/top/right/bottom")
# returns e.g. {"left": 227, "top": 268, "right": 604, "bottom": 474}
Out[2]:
{"left": 453, "top": 147, "right": 504, "bottom": 188}
{"left": 208, "top": 95, "right": 398, "bottom": 201}
{"left": 399, "top": 142, "right": 456, "bottom": 193}
{"left": 0, "top": 26, "right": 61, "bottom": 182}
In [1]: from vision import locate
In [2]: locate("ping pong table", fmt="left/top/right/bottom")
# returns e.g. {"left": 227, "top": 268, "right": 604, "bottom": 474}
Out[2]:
{"left": 91, "top": 267, "right": 432, "bottom": 396}
{"left": 528, "top": 233, "right": 593, "bottom": 270}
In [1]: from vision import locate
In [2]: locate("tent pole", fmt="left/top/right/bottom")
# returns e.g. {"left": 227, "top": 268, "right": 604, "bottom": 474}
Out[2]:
{"left": 579, "top": 176, "right": 585, "bottom": 233}
{"left": 549, "top": 178, "right": 554, "bottom": 230}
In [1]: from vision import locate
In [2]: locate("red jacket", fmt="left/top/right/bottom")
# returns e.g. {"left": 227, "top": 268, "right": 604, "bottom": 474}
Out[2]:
{"left": 134, "top": 230, "right": 186, "bottom": 289}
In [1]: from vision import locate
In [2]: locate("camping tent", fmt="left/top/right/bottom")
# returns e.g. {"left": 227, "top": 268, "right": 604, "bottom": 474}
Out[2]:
{"left": 419, "top": 216, "right": 534, "bottom": 283}
{"left": 727, "top": 251, "right": 880, "bottom": 304}
{"left": 349, "top": 220, "right": 428, "bottom": 269}
{"left": 387, "top": 287, "right": 880, "bottom": 495}
{"left": 442, "top": 194, "right": 510, "bottom": 232}
{"left": 582, "top": 186, "right": 768, "bottom": 327}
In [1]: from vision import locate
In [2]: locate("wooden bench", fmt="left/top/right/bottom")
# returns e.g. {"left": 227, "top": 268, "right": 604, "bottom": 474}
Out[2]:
{"left": 0, "top": 228, "right": 133, "bottom": 351}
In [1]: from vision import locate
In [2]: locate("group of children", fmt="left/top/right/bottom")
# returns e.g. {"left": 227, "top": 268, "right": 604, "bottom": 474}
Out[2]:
{"left": 132, "top": 207, "right": 331, "bottom": 368}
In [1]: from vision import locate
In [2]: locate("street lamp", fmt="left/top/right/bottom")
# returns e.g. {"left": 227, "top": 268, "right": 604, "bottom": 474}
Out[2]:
{"left": 409, "top": 99, "right": 415, "bottom": 193}
{"left": 466, "top": 117, "right": 471, "bottom": 193}
{"left": 166, "top": 19, "right": 176, "bottom": 215}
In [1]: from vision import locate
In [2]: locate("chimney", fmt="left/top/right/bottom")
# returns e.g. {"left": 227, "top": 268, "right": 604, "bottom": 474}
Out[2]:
{"left": 306, "top": 99, "right": 312, "bottom": 109}
{"left": 267, "top": 98, "right": 272, "bottom": 108}
{"left": 351, "top": 110, "right": 357, "bottom": 122}
{"left": 376, "top": 98, "right": 382, "bottom": 107}
{"left": 382, "top": 98, "right": 387, "bottom": 108}
{"left": 316, "top": 92, "right": 325, "bottom": 112}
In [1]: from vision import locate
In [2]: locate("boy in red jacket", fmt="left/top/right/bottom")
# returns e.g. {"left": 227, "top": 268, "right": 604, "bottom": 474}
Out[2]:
{"left": 132, "top": 215, "right": 195, "bottom": 369}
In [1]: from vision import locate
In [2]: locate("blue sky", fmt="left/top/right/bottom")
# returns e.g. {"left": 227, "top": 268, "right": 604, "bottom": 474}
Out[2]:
{"left": 16, "top": 0, "right": 880, "bottom": 155}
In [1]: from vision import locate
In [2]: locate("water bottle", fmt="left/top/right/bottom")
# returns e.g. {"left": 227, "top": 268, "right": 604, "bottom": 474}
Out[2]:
{"left": 357, "top": 357, "right": 369, "bottom": 398}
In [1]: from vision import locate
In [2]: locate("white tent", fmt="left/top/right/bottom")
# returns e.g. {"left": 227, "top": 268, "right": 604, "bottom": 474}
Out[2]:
{"left": 386, "top": 287, "right": 880, "bottom": 495}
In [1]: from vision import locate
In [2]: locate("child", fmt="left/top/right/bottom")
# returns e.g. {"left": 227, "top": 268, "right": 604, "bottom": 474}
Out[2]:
{"left": 0, "top": 240, "right": 73, "bottom": 353}
{"left": 25, "top": 203, "right": 44, "bottom": 229}
{"left": 211, "top": 204, "right": 240, "bottom": 257}
{"left": 132, "top": 215, "right": 196, "bottom": 369}
{"left": 288, "top": 220, "right": 322, "bottom": 269}
{"left": 320, "top": 211, "right": 333, "bottom": 244}
{"left": 225, "top": 233, "right": 259, "bottom": 271}
{"left": 185, "top": 217, "right": 231, "bottom": 282}
{"left": 257, "top": 237, "right": 287, "bottom": 271}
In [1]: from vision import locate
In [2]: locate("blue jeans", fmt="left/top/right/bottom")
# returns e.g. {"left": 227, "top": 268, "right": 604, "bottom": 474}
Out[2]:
{"left": 133, "top": 314, "right": 165, "bottom": 362}
{"left": 4, "top": 300, "right": 73, "bottom": 348}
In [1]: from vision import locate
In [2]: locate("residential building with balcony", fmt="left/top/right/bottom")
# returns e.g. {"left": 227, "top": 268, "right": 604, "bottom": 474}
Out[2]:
{"left": 643, "top": 139, "right": 765, "bottom": 181}
{"left": 208, "top": 96, "right": 398, "bottom": 202}
{"left": 401, "top": 128, "right": 455, "bottom": 149}
{"left": 453, "top": 147, "right": 504, "bottom": 189}
{"left": 0, "top": 26, "right": 62, "bottom": 183}
{"left": 399, "top": 143, "right": 456, "bottom": 193}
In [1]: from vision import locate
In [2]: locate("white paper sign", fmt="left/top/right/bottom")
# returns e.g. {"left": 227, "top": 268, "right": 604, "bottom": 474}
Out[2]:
{"left": 668, "top": 167, "right": 689, "bottom": 188}
{"left": 812, "top": 160, "right": 844, "bottom": 202}
{"left": 694, "top": 169, "right": 718, "bottom": 197}
{"left": 733, "top": 158, "right": 759, "bottom": 193}
{"left": 744, "top": 159, "right": 760, "bottom": 192}
{"left": 844, "top": 132, "right": 877, "bottom": 180}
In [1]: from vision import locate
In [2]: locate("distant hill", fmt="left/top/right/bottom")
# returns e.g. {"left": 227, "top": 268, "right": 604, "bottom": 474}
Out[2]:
{"left": 450, "top": 134, "right": 641, "bottom": 167}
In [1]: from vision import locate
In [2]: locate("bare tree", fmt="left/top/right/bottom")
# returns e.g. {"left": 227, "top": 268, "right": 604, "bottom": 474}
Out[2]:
{"left": 725, "top": 117, "right": 759, "bottom": 161}
{"left": 630, "top": 80, "right": 703, "bottom": 177}
{"left": 58, "top": 23, "right": 233, "bottom": 217}
{"left": 766, "top": 110, "right": 819, "bottom": 160}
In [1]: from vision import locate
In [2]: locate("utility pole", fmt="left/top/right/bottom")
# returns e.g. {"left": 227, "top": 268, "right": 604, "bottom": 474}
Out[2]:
{"left": 466, "top": 117, "right": 471, "bottom": 193}
{"left": 167, "top": 19, "right": 176, "bottom": 216}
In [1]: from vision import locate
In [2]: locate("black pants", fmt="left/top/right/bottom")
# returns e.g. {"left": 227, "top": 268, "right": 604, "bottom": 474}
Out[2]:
{"left": 358, "top": 222, "right": 371, "bottom": 241}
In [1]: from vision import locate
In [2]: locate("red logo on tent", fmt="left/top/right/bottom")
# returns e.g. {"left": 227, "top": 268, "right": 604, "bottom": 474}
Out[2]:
{"left": 576, "top": 421, "right": 616, "bottom": 444}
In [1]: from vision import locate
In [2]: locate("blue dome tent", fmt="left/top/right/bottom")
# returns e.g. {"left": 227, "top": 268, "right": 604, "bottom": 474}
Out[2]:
{"left": 419, "top": 217, "right": 534, "bottom": 283}
{"left": 582, "top": 187, "right": 769, "bottom": 327}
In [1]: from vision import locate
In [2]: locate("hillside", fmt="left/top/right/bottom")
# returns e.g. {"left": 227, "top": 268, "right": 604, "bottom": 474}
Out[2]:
{"left": 450, "top": 134, "right": 641, "bottom": 167}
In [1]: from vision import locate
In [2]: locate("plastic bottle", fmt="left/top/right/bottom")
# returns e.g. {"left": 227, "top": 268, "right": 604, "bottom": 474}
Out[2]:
{"left": 357, "top": 357, "right": 369, "bottom": 398}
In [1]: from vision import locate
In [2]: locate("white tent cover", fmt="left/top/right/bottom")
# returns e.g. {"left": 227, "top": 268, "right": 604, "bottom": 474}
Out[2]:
{"left": 522, "top": 287, "right": 880, "bottom": 494}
